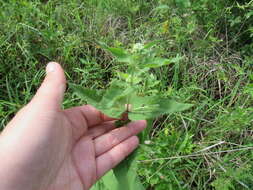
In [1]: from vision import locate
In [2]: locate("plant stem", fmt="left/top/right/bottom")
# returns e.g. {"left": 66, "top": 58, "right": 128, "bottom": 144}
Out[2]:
{"left": 126, "top": 66, "right": 135, "bottom": 113}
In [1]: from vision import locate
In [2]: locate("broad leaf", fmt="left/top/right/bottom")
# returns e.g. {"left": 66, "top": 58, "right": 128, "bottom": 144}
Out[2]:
{"left": 153, "top": 5, "right": 170, "bottom": 12}
{"left": 93, "top": 153, "right": 144, "bottom": 190}
{"left": 70, "top": 84, "right": 104, "bottom": 106}
{"left": 90, "top": 180, "right": 107, "bottom": 190}
{"left": 72, "top": 42, "right": 193, "bottom": 190}
{"left": 98, "top": 82, "right": 136, "bottom": 118}
{"left": 101, "top": 170, "right": 119, "bottom": 190}
{"left": 143, "top": 41, "right": 160, "bottom": 49}
{"left": 143, "top": 58, "right": 171, "bottom": 68}
{"left": 143, "top": 55, "right": 183, "bottom": 68}
{"left": 113, "top": 150, "right": 145, "bottom": 190}
{"left": 117, "top": 72, "right": 142, "bottom": 84}
{"left": 129, "top": 96, "right": 192, "bottom": 120}
{"left": 107, "top": 47, "right": 132, "bottom": 63}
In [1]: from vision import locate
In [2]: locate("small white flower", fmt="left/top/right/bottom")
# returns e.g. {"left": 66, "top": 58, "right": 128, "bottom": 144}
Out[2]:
{"left": 144, "top": 140, "right": 152, "bottom": 145}
{"left": 132, "top": 43, "right": 144, "bottom": 52}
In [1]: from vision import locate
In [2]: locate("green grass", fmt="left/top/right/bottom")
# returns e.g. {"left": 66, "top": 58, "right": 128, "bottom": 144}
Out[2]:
{"left": 1, "top": 0, "right": 253, "bottom": 189}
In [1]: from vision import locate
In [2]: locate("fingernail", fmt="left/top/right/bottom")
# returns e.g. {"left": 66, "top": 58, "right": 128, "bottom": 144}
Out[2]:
{"left": 138, "top": 120, "right": 147, "bottom": 129}
{"left": 129, "top": 120, "right": 147, "bottom": 129}
{"left": 46, "top": 62, "right": 57, "bottom": 73}
{"left": 132, "top": 136, "right": 139, "bottom": 145}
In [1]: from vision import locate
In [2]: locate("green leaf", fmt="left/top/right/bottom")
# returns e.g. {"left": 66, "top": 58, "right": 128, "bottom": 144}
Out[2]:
{"left": 117, "top": 72, "right": 142, "bottom": 84}
{"left": 107, "top": 47, "right": 132, "bottom": 63}
{"left": 143, "top": 55, "right": 183, "bottom": 68}
{"left": 117, "top": 72, "right": 130, "bottom": 80}
{"left": 129, "top": 96, "right": 192, "bottom": 120}
{"left": 175, "top": 0, "right": 191, "bottom": 8}
{"left": 70, "top": 84, "right": 104, "bottom": 106}
{"left": 143, "top": 41, "right": 160, "bottom": 49}
{"left": 143, "top": 58, "right": 171, "bottom": 68}
{"left": 101, "top": 170, "right": 119, "bottom": 190}
{"left": 98, "top": 81, "right": 136, "bottom": 118}
{"left": 152, "top": 5, "right": 170, "bottom": 12}
{"left": 90, "top": 180, "right": 107, "bottom": 190}
{"left": 113, "top": 151, "right": 145, "bottom": 190}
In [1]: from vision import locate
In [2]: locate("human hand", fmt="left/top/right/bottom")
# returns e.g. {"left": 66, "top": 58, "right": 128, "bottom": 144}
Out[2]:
{"left": 0, "top": 62, "right": 146, "bottom": 190}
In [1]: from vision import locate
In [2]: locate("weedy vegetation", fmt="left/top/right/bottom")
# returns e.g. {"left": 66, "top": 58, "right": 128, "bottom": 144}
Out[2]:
{"left": 1, "top": 0, "right": 253, "bottom": 189}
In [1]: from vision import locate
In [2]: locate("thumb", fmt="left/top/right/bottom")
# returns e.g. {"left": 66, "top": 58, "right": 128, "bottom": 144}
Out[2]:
{"left": 31, "top": 62, "right": 66, "bottom": 110}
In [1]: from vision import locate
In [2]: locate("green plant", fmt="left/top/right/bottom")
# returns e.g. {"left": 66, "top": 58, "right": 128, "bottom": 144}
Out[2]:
{"left": 71, "top": 43, "right": 192, "bottom": 189}
{"left": 72, "top": 43, "right": 191, "bottom": 120}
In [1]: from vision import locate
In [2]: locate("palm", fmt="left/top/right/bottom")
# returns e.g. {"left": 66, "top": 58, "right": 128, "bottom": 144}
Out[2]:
{"left": 47, "top": 105, "right": 146, "bottom": 190}
{"left": 0, "top": 63, "right": 146, "bottom": 190}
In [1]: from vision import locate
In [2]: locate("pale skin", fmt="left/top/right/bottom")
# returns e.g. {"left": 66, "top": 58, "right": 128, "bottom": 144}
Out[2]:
{"left": 0, "top": 62, "right": 146, "bottom": 190}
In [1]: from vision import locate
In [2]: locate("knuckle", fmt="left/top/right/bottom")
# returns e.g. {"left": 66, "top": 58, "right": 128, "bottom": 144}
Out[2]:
{"left": 107, "top": 133, "right": 119, "bottom": 146}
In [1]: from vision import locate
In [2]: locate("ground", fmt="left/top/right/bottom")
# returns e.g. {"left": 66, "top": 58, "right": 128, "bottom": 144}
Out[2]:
{"left": 0, "top": 0, "right": 253, "bottom": 189}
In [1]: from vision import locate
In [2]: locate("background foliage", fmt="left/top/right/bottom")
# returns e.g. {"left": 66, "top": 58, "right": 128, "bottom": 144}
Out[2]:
{"left": 0, "top": 0, "right": 253, "bottom": 189}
